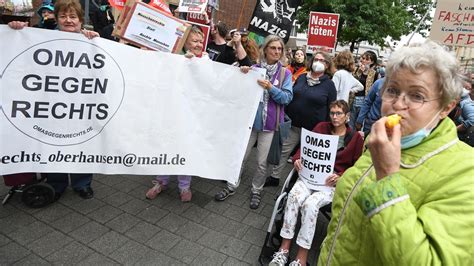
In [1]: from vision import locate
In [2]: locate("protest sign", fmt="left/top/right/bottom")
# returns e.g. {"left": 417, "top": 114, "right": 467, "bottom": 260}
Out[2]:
{"left": 248, "top": 0, "right": 302, "bottom": 43}
{"left": 148, "top": 0, "right": 172, "bottom": 14}
{"left": 306, "top": 11, "right": 340, "bottom": 52}
{"left": 430, "top": 0, "right": 473, "bottom": 47}
{"left": 186, "top": 5, "right": 212, "bottom": 24}
{"left": 298, "top": 128, "right": 338, "bottom": 191}
{"left": 178, "top": 0, "right": 208, "bottom": 14}
{"left": 186, "top": 21, "right": 210, "bottom": 52}
{"left": 108, "top": 0, "right": 171, "bottom": 13}
{"left": 113, "top": 1, "right": 189, "bottom": 52}
{"left": 108, "top": 0, "right": 125, "bottom": 10}
{"left": 0, "top": 26, "right": 263, "bottom": 185}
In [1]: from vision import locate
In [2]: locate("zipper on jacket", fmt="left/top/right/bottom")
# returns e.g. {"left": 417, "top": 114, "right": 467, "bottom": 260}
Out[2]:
{"left": 325, "top": 164, "right": 373, "bottom": 266}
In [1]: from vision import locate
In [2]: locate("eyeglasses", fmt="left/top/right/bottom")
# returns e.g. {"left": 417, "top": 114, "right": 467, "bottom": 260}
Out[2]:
{"left": 314, "top": 58, "right": 327, "bottom": 63}
{"left": 381, "top": 87, "right": 439, "bottom": 109}
{"left": 268, "top": 46, "right": 283, "bottom": 51}
{"left": 330, "top": 112, "right": 345, "bottom": 117}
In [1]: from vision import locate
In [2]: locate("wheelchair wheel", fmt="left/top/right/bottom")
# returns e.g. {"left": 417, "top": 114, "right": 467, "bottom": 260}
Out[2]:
{"left": 21, "top": 183, "right": 55, "bottom": 208}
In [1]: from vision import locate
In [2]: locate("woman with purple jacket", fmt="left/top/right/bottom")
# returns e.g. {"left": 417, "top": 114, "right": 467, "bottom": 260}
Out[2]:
{"left": 214, "top": 35, "right": 293, "bottom": 209}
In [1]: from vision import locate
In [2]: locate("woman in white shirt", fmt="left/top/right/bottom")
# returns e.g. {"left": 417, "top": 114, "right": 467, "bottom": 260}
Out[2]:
{"left": 332, "top": 50, "right": 363, "bottom": 102}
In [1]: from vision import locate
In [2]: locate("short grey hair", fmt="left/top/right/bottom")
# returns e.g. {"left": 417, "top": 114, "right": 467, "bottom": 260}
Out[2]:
{"left": 260, "top": 35, "right": 286, "bottom": 63}
{"left": 384, "top": 40, "right": 463, "bottom": 107}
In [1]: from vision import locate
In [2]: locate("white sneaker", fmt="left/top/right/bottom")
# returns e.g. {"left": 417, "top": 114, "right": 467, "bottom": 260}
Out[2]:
{"left": 289, "top": 259, "right": 302, "bottom": 266}
{"left": 269, "top": 249, "right": 289, "bottom": 266}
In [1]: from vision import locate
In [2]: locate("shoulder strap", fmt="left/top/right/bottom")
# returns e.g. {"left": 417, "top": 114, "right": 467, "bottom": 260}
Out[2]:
{"left": 279, "top": 67, "right": 285, "bottom": 89}
{"left": 275, "top": 106, "right": 281, "bottom": 130}
{"left": 274, "top": 67, "right": 286, "bottom": 130}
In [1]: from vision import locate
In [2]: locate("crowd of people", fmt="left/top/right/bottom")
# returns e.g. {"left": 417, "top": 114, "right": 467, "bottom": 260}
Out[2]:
{"left": 2, "top": 0, "right": 473, "bottom": 265}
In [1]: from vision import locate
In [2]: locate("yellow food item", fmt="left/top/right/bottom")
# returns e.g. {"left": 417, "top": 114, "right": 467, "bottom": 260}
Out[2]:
{"left": 385, "top": 114, "right": 401, "bottom": 129}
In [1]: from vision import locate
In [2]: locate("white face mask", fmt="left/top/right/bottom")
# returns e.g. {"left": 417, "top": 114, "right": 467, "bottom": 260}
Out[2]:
{"left": 312, "top": 61, "right": 325, "bottom": 73}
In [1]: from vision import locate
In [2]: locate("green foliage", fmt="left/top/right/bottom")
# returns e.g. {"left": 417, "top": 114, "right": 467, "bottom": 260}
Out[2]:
{"left": 296, "top": 0, "right": 433, "bottom": 50}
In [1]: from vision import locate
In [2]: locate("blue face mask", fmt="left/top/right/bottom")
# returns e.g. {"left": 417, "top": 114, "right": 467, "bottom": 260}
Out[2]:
{"left": 400, "top": 110, "right": 441, "bottom": 150}
{"left": 400, "top": 128, "right": 432, "bottom": 149}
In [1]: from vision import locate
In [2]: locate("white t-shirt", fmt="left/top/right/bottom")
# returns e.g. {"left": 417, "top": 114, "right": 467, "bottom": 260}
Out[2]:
{"left": 332, "top": 69, "right": 364, "bottom": 102}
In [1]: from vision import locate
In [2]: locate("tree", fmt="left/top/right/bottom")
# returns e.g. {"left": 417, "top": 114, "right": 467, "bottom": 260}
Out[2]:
{"left": 296, "top": 0, "right": 433, "bottom": 52}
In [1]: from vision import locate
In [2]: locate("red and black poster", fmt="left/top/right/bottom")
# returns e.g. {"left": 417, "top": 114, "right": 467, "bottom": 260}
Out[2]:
{"left": 248, "top": 0, "right": 302, "bottom": 43}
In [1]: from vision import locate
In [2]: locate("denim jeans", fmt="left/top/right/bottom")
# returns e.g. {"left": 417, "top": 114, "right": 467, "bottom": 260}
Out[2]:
{"left": 350, "top": 96, "right": 365, "bottom": 130}
{"left": 45, "top": 173, "right": 93, "bottom": 193}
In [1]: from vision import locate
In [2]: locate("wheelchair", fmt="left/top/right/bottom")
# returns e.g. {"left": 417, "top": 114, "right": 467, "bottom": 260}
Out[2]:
{"left": 258, "top": 168, "right": 332, "bottom": 265}
{"left": 2, "top": 173, "right": 56, "bottom": 208}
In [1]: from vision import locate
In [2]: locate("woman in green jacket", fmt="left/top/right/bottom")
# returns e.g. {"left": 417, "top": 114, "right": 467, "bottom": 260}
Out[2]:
{"left": 318, "top": 40, "right": 473, "bottom": 266}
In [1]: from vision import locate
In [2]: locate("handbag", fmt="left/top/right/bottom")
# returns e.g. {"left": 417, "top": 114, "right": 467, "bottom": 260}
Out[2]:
{"left": 267, "top": 68, "right": 292, "bottom": 165}
{"left": 267, "top": 125, "right": 283, "bottom": 165}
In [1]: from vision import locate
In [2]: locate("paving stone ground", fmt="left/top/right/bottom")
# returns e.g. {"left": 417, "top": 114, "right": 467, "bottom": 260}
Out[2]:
{"left": 0, "top": 150, "right": 329, "bottom": 265}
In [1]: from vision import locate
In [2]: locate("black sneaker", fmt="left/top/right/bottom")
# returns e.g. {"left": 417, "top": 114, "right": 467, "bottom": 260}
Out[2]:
{"left": 263, "top": 176, "right": 279, "bottom": 187}
{"left": 249, "top": 192, "right": 261, "bottom": 209}
{"left": 75, "top": 187, "right": 94, "bottom": 199}
{"left": 214, "top": 188, "right": 235, "bottom": 201}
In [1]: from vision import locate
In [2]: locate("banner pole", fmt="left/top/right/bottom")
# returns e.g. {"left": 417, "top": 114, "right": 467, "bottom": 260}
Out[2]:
{"left": 406, "top": 1, "right": 435, "bottom": 45}
{"left": 236, "top": 0, "right": 248, "bottom": 28}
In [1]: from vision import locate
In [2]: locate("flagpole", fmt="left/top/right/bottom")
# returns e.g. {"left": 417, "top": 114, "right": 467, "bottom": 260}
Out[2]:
{"left": 406, "top": 1, "right": 435, "bottom": 45}
{"left": 237, "top": 0, "right": 248, "bottom": 28}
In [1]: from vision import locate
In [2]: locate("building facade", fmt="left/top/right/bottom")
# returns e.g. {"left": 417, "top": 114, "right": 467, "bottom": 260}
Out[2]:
{"left": 213, "top": 0, "right": 256, "bottom": 31}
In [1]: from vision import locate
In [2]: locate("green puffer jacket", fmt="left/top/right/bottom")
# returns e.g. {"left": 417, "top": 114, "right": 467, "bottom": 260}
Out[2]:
{"left": 318, "top": 118, "right": 474, "bottom": 266}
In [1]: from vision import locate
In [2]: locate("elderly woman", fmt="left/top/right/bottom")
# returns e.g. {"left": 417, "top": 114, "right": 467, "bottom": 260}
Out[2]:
{"left": 214, "top": 35, "right": 293, "bottom": 209}
{"left": 146, "top": 26, "right": 208, "bottom": 203}
{"left": 7, "top": 0, "right": 99, "bottom": 201}
{"left": 332, "top": 50, "right": 364, "bottom": 103}
{"left": 270, "top": 100, "right": 364, "bottom": 266}
{"left": 265, "top": 51, "right": 337, "bottom": 187}
{"left": 317, "top": 41, "right": 473, "bottom": 265}
{"left": 181, "top": 25, "right": 208, "bottom": 59}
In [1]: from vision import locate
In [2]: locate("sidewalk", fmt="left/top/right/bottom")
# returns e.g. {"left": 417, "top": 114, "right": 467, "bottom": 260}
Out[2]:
{"left": 0, "top": 152, "right": 327, "bottom": 265}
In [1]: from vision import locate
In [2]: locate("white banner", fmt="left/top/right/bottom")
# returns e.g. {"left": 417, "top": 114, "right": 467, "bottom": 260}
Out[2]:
{"left": 0, "top": 26, "right": 263, "bottom": 185}
{"left": 299, "top": 128, "right": 338, "bottom": 191}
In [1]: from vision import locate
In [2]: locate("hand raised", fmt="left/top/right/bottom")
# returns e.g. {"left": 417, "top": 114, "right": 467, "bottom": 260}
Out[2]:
{"left": 368, "top": 117, "right": 402, "bottom": 180}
